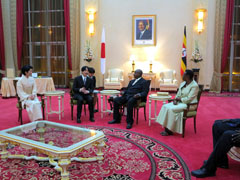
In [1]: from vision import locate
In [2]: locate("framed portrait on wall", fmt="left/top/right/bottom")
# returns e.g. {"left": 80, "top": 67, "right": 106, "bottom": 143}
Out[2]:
{"left": 132, "top": 15, "right": 156, "bottom": 46}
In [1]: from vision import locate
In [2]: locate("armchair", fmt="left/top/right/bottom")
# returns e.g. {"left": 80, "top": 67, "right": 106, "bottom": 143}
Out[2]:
{"left": 13, "top": 80, "right": 45, "bottom": 124}
{"left": 159, "top": 69, "right": 178, "bottom": 91}
{"left": 168, "top": 84, "right": 203, "bottom": 137}
{"left": 104, "top": 68, "right": 124, "bottom": 90}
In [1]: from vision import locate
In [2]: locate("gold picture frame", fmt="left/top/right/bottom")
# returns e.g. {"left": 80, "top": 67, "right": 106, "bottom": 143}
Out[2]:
{"left": 132, "top": 15, "right": 156, "bottom": 46}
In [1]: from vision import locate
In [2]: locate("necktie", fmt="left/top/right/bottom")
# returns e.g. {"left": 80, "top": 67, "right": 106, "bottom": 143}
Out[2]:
{"left": 83, "top": 77, "right": 86, "bottom": 85}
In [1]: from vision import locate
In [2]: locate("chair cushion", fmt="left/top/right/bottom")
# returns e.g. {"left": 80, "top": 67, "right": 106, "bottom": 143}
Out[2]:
{"left": 110, "top": 77, "right": 119, "bottom": 82}
{"left": 70, "top": 99, "right": 87, "bottom": 105}
{"left": 163, "top": 78, "right": 172, "bottom": 84}
{"left": 105, "top": 82, "right": 121, "bottom": 86}
{"left": 187, "top": 111, "right": 197, "bottom": 117}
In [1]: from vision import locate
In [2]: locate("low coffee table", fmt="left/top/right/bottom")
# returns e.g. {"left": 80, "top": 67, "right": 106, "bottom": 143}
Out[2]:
{"left": 0, "top": 121, "right": 106, "bottom": 180}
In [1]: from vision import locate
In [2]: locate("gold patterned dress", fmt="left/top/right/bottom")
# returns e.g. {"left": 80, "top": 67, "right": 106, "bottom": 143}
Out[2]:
{"left": 17, "top": 75, "right": 42, "bottom": 122}
{"left": 156, "top": 80, "right": 199, "bottom": 134}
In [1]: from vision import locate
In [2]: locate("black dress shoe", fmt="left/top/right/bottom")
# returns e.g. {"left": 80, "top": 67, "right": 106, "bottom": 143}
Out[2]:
{"left": 126, "top": 124, "right": 132, "bottom": 129}
{"left": 191, "top": 168, "right": 216, "bottom": 178}
{"left": 203, "top": 160, "right": 229, "bottom": 169}
{"left": 77, "top": 118, "right": 81, "bottom": 123}
{"left": 94, "top": 109, "right": 98, "bottom": 113}
{"left": 89, "top": 118, "right": 95, "bottom": 122}
{"left": 108, "top": 119, "right": 121, "bottom": 124}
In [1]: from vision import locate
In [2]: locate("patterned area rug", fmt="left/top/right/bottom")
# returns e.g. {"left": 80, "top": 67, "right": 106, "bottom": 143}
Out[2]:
{"left": 0, "top": 126, "right": 190, "bottom": 180}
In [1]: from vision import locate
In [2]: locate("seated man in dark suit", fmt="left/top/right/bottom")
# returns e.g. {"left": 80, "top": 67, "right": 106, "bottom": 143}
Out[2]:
{"left": 191, "top": 119, "right": 240, "bottom": 178}
{"left": 73, "top": 66, "right": 95, "bottom": 123}
{"left": 108, "top": 69, "right": 149, "bottom": 129}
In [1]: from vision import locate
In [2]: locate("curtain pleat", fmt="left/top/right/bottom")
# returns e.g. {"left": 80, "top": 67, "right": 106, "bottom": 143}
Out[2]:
{"left": 64, "top": 0, "right": 72, "bottom": 72}
{"left": 16, "top": 0, "right": 23, "bottom": 70}
{"left": 221, "top": 0, "right": 235, "bottom": 73}
{"left": 210, "top": 0, "right": 227, "bottom": 92}
{"left": 69, "top": 0, "right": 80, "bottom": 78}
{"left": 0, "top": 0, "right": 5, "bottom": 72}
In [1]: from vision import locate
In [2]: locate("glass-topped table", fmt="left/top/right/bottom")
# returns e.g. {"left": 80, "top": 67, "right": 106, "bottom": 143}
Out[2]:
{"left": 0, "top": 121, "right": 106, "bottom": 180}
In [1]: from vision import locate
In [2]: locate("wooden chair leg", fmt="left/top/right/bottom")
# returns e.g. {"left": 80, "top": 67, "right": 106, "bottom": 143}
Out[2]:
{"left": 97, "top": 97, "right": 99, "bottom": 111}
{"left": 42, "top": 105, "right": 45, "bottom": 120}
{"left": 20, "top": 109, "right": 23, "bottom": 125}
{"left": 84, "top": 104, "right": 86, "bottom": 115}
{"left": 18, "top": 109, "right": 20, "bottom": 122}
{"left": 194, "top": 116, "right": 197, "bottom": 133}
{"left": 71, "top": 105, "right": 74, "bottom": 120}
{"left": 136, "top": 109, "right": 139, "bottom": 125}
{"left": 144, "top": 106, "right": 146, "bottom": 122}
{"left": 182, "top": 118, "right": 186, "bottom": 138}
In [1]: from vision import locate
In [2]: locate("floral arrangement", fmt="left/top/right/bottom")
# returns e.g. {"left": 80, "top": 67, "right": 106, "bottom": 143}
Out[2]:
{"left": 191, "top": 41, "right": 203, "bottom": 63}
{"left": 84, "top": 40, "right": 93, "bottom": 62}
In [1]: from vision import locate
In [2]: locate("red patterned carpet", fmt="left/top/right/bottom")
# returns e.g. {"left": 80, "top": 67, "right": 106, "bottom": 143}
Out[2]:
{"left": 0, "top": 126, "right": 190, "bottom": 180}
{"left": 0, "top": 91, "right": 240, "bottom": 180}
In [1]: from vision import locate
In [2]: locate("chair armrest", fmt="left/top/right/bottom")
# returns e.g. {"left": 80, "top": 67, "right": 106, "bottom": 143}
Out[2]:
{"left": 159, "top": 79, "right": 164, "bottom": 83}
{"left": 186, "top": 102, "right": 198, "bottom": 111}
{"left": 104, "top": 78, "right": 110, "bottom": 83}
{"left": 173, "top": 79, "right": 178, "bottom": 85}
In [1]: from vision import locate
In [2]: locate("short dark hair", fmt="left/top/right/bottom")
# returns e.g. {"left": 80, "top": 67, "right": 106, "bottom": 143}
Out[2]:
{"left": 21, "top": 65, "right": 33, "bottom": 75}
{"left": 185, "top": 69, "right": 194, "bottom": 80}
{"left": 81, "top": 66, "right": 88, "bottom": 72}
{"left": 135, "top": 69, "right": 143, "bottom": 76}
{"left": 88, "top": 67, "right": 95, "bottom": 74}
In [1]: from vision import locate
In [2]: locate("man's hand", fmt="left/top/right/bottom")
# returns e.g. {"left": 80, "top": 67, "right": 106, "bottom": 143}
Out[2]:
{"left": 83, "top": 90, "right": 89, "bottom": 94}
{"left": 173, "top": 99, "right": 178, "bottom": 105}
{"left": 134, "top": 93, "right": 140, "bottom": 99}
{"left": 232, "top": 130, "right": 240, "bottom": 144}
{"left": 175, "top": 97, "right": 181, "bottom": 102}
{"left": 80, "top": 87, "right": 86, "bottom": 93}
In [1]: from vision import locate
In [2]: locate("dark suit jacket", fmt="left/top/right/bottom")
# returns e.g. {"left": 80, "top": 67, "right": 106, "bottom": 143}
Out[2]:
{"left": 73, "top": 75, "right": 94, "bottom": 95}
{"left": 90, "top": 76, "right": 96, "bottom": 89}
{"left": 137, "top": 29, "right": 152, "bottom": 40}
{"left": 123, "top": 78, "right": 149, "bottom": 101}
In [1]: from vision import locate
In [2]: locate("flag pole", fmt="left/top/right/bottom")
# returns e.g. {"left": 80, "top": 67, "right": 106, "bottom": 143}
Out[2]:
{"left": 100, "top": 27, "right": 106, "bottom": 89}
{"left": 102, "top": 74, "right": 104, "bottom": 89}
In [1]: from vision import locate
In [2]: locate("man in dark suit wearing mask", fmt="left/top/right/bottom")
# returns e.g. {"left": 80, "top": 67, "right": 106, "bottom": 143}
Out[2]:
{"left": 108, "top": 69, "right": 149, "bottom": 129}
{"left": 191, "top": 119, "right": 240, "bottom": 178}
{"left": 73, "top": 66, "right": 94, "bottom": 123}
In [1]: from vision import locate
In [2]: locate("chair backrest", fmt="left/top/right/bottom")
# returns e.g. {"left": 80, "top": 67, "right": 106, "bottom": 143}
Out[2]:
{"left": 108, "top": 68, "right": 123, "bottom": 82}
{"left": 141, "top": 80, "right": 151, "bottom": 102}
{"left": 194, "top": 84, "right": 204, "bottom": 111}
{"left": 69, "top": 79, "right": 74, "bottom": 97}
{"left": 160, "top": 69, "right": 176, "bottom": 80}
{"left": 13, "top": 79, "right": 22, "bottom": 105}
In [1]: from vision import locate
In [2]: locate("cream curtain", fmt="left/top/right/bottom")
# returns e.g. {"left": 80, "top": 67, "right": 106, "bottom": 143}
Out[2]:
{"left": 210, "top": 0, "right": 227, "bottom": 92}
{"left": 1, "top": 0, "right": 18, "bottom": 74}
{"left": 69, "top": 0, "right": 81, "bottom": 78}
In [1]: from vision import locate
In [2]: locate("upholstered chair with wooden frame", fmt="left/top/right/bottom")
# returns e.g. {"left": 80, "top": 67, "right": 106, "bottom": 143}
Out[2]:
{"left": 13, "top": 80, "right": 45, "bottom": 124}
{"left": 69, "top": 79, "right": 89, "bottom": 120}
{"left": 133, "top": 80, "right": 151, "bottom": 124}
{"left": 104, "top": 68, "right": 124, "bottom": 90}
{"left": 119, "top": 80, "right": 151, "bottom": 125}
{"left": 168, "top": 84, "right": 203, "bottom": 138}
{"left": 159, "top": 69, "right": 178, "bottom": 91}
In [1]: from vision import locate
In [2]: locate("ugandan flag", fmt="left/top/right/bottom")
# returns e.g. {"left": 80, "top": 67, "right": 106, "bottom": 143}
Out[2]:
{"left": 181, "top": 26, "right": 187, "bottom": 76}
